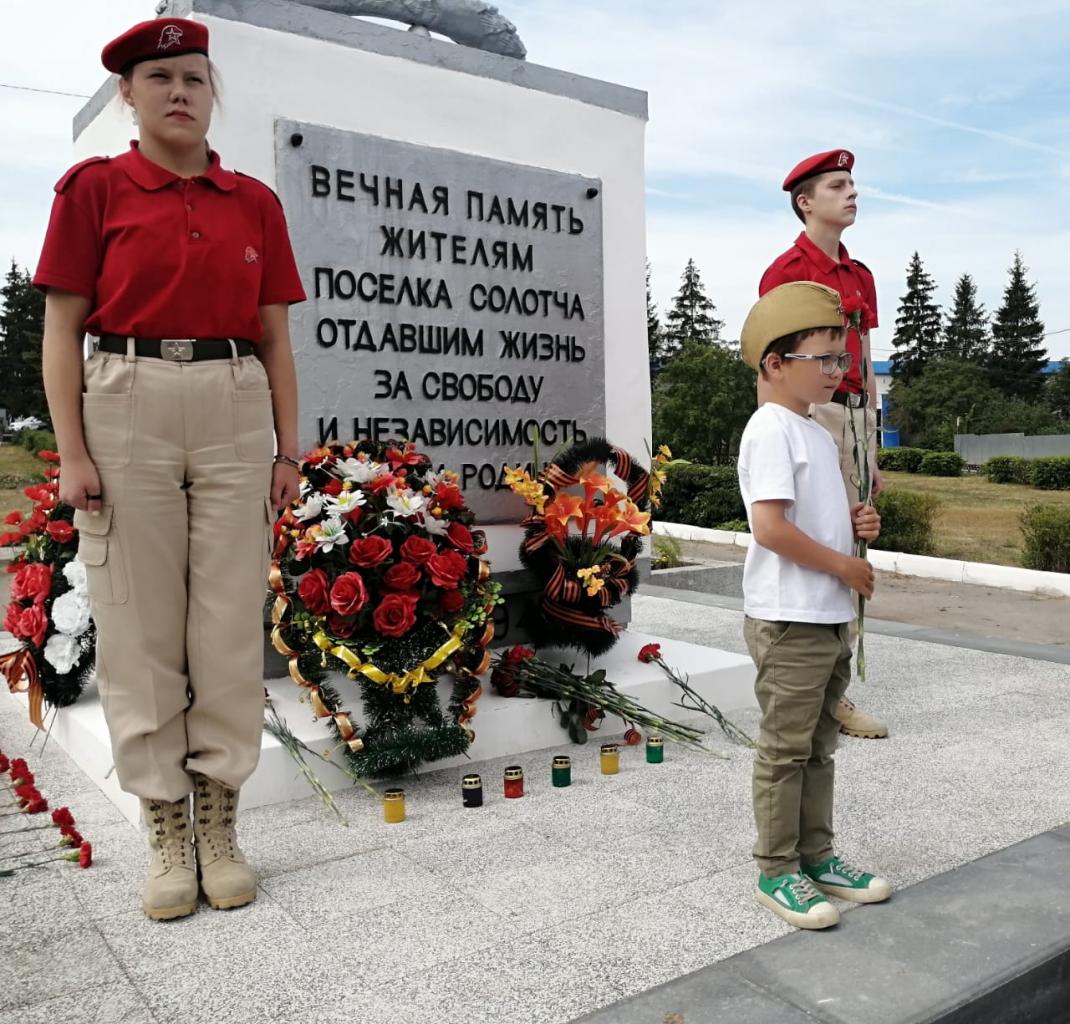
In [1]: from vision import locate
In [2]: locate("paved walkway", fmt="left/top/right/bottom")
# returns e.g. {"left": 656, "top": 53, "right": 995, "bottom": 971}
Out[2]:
{"left": 2, "top": 594, "right": 1069, "bottom": 1024}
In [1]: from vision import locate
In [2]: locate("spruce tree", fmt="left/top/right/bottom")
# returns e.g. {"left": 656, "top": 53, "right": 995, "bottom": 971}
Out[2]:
{"left": 987, "top": 251, "right": 1048, "bottom": 401}
{"left": 942, "top": 273, "right": 989, "bottom": 363}
{"left": 0, "top": 262, "right": 47, "bottom": 421}
{"left": 663, "top": 258, "right": 723, "bottom": 357}
{"left": 646, "top": 260, "right": 662, "bottom": 364}
{"left": 890, "top": 251, "right": 942, "bottom": 384}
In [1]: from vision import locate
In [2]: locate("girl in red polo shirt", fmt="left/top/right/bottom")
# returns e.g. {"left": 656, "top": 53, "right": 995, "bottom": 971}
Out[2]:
{"left": 34, "top": 18, "right": 305, "bottom": 921}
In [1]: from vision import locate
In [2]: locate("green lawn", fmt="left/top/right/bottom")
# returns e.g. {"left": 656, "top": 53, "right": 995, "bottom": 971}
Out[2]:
{"left": 0, "top": 444, "right": 49, "bottom": 519}
{"left": 882, "top": 470, "right": 1070, "bottom": 567}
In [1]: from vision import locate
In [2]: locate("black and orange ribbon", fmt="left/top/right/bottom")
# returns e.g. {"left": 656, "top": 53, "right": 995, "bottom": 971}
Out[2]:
{"left": 1, "top": 649, "right": 43, "bottom": 730}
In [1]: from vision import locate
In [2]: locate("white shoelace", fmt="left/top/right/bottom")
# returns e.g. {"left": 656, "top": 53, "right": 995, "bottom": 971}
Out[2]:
{"left": 788, "top": 876, "right": 822, "bottom": 903}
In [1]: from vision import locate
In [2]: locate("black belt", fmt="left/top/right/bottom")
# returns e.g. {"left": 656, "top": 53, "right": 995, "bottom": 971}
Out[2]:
{"left": 830, "top": 390, "right": 866, "bottom": 408}
{"left": 98, "top": 335, "right": 255, "bottom": 361}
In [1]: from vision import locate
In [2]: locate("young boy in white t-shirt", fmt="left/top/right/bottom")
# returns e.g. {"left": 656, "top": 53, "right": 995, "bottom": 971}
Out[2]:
{"left": 737, "top": 281, "right": 891, "bottom": 930}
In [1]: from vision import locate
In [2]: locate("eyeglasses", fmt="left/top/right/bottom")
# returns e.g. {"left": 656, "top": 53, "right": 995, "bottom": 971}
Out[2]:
{"left": 781, "top": 352, "right": 854, "bottom": 376}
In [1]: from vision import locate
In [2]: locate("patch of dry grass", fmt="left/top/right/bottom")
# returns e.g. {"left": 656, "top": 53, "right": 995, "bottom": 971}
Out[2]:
{"left": 882, "top": 470, "right": 1070, "bottom": 566}
{"left": 0, "top": 444, "right": 48, "bottom": 519}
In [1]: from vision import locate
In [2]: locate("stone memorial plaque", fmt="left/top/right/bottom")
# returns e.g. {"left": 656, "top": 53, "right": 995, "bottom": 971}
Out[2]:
{"left": 275, "top": 120, "right": 606, "bottom": 522}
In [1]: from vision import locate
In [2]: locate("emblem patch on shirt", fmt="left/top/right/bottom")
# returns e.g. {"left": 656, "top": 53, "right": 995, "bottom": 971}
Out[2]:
{"left": 244, "top": 246, "right": 259, "bottom": 264}
{"left": 158, "top": 25, "right": 184, "bottom": 50}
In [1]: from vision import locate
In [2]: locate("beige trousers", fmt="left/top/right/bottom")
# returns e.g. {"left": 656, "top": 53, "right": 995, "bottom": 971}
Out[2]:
{"left": 73, "top": 345, "right": 274, "bottom": 801}
{"left": 744, "top": 616, "right": 852, "bottom": 877}
{"left": 809, "top": 400, "right": 877, "bottom": 503}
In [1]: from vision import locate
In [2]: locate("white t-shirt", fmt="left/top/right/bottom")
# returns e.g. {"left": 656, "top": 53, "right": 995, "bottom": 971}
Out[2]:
{"left": 737, "top": 402, "right": 856, "bottom": 624}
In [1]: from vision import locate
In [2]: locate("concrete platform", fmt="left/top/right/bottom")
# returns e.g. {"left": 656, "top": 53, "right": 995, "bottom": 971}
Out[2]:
{"left": 573, "top": 826, "right": 1070, "bottom": 1024}
{"left": 3, "top": 629, "right": 756, "bottom": 826}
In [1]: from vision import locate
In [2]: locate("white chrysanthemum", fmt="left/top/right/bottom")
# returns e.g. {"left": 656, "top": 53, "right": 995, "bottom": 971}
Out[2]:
{"left": 313, "top": 518, "right": 348, "bottom": 552}
{"left": 424, "top": 468, "right": 458, "bottom": 488}
{"left": 44, "top": 633, "right": 81, "bottom": 675}
{"left": 420, "top": 513, "right": 449, "bottom": 537}
{"left": 293, "top": 494, "right": 325, "bottom": 522}
{"left": 326, "top": 490, "right": 367, "bottom": 516}
{"left": 62, "top": 558, "right": 88, "bottom": 594}
{"left": 386, "top": 487, "right": 426, "bottom": 517}
{"left": 51, "top": 590, "right": 92, "bottom": 637}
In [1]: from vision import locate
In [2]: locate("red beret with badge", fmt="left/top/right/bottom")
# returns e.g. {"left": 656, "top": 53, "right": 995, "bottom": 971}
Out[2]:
{"left": 101, "top": 18, "right": 210, "bottom": 75}
{"left": 782, "top": 149, "right": 854, "bottom": 192}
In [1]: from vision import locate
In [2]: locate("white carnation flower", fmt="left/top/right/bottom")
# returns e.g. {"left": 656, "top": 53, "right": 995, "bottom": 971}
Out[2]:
{"left": 293, "top": 494, "right": 324, "bottom": 522}
{"left": 44, "top": 633, "right": 81, "bottom": 675}
{"left": 51, "top": 590, "right": 92, "bottom": 637}
{"left": 63, "top": 558, "right": 88, "bottom": 594}
{"left": 326, "top": 490, "right": 367, "bottom": 516}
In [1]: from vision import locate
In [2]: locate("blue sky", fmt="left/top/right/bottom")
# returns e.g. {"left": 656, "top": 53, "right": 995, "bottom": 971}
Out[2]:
{"left": 3, "top": 0, "right": 1070, "bottom": 359}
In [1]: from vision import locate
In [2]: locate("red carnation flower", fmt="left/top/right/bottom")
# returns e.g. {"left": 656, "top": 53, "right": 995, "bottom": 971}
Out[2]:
{"left": 382, "top": 561, "right": 421, "bottom": 591}
{"left": 296, "top": 568, "right": 332, "bottom": 615}
{"left": 372, "top": 592, "right": 419, "bottom": 638}
{"left": 46, "top": 520, "right": 75, "bottom": 545}
{"left": 0, "top": 753, "right": 8, "bottom": 773}
{"left": 426, "top": 551, "right": 468, "bottom": 590}
{"left": 322, "top": 478, "right": 343, "bottom": 496}
{"left": 434, "top": 482, "right": 465, "bottom": 511}
{"left": 400, "top": 536, "right": 437, "bottom": 565}
{"left": 348, "top": 535, "right": 393, "bottom": 568}
{"left": 37, "top": 450, "right": 61, "bottom": 463}
{"left": 16, "top": 605, "right": 48, "bottom": 648}
{"left": 503, "top": 645, "right": 535, "bottom": 664}
{"left": 637, "top": 643, "right": 662, "bottom": 664}
{"left": 15, "top": 779, "right": 36, "bottom": 796}
{"left": 0, "top": 531, "right": 21, "bottom": 547}
{"left": 329, "top": 572, "right": 369, "bottom": 616}
{"left": 61, "top": 826, "right": 84, "bottom": 847}
{"left": 43, "top": 468, "right": 61, "bottom": 480}
{"left": 11, "top": 562, "right": 52, "bottom": 604}
{"left": 25, "top": 796, "right": 48, "bottom": 814}
{"left": 446, "top": 522, "right": 474, "bottom": 554}
{"left": 9, "top": 758, "right": 28, "bottom": 778}
{"left": 439, "top": 589, "right": 465, "bottom": 614}
{"left": 52, "top": 807, "right": 76, "bottom": 829}
{"left": 78, "top": 841, "right": 93, "bottom": 868}
{"left": 4, "top": 511, "right": 22, "bottom": 525}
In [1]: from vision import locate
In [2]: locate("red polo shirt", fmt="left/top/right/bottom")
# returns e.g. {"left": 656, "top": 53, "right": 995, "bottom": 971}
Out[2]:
{"left": 759, "top": 232, "right": 878, "bottom": 394}
{"left": 34, "top": 142, "right": 305, "bottom": 340}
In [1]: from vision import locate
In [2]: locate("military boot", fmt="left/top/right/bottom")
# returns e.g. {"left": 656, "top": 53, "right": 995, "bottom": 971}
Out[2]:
{"left": 141, "top": 796, "right": 198, "bottom": 921}
{"left": 192, "top": 774, "right": 257, "bottom": 910}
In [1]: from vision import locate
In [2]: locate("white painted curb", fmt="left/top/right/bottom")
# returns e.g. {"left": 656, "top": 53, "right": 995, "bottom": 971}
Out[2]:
{"left": 652, "top": 520, "right": 1070, "bottom": 599}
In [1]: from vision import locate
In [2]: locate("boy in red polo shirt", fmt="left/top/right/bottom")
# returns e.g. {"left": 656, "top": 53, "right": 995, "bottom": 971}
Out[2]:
{"left": 759, "top": 149, "right": 887, "bottom": 740}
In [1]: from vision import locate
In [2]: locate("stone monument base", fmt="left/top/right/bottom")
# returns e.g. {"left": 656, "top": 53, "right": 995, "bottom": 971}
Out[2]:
{"left": 4, "top": 631, "right": 755, "bottom": 827}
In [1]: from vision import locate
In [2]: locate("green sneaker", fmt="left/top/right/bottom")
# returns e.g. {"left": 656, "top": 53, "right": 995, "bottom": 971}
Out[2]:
{"left": 801, "top": 855, "right": 892, "bottom": 904}
{"left": 755, "top": 871, "right": 840, "bottom": 930}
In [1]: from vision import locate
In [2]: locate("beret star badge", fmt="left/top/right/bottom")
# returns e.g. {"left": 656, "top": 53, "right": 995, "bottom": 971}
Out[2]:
{"left": 158, "top": 25, "right": 183, "bottom": 51}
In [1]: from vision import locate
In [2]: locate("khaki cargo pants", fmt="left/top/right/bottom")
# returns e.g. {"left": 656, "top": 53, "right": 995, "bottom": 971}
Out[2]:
{"left": 744, "top": 616, "right": 852, "bottom": 877}
{"left": 73, "top": 343, "right": 274, "bottom": 802}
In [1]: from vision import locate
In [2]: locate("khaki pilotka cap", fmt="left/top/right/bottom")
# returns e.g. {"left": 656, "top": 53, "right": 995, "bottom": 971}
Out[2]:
{"left": 739, "top": 281, "right": 846, "bottom": 370}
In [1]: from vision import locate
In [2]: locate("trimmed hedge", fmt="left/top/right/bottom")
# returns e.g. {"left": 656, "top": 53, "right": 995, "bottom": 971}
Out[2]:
{"left": 1021, "top": 505, "right": 1070, "bottom": 573}
{"left": 983, "top": 456, "right": 1030, "bottom": 485}
{"left": 1028, "top": 456, "right": 1070, "bottom": 491}
{"left": 17, "top": 429, "right": 57, "bottom": 453}
{"left": 871, "top": 490, "right": 941, "bottom": 555}
{"left": 657, "top": 464, "right": 746, "bottom": 529}
{"left": 876, "top": 446, "right": 925, "bottom": 473}
{"left": 919, "top": 451, "right": 965, "bottom": 477}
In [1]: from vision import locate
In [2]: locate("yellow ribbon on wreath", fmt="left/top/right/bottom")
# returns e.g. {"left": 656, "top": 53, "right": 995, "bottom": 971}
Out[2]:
{"left": 312, "top": 621, "right": 468, "bottom": 698}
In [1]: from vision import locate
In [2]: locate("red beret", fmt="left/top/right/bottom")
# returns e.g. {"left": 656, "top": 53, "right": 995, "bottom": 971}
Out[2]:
{"left": 782, "top": 150, "right": 854, "bottom": 192}
{"left": 101, "top": 19, "right": 209, "bottom": 75}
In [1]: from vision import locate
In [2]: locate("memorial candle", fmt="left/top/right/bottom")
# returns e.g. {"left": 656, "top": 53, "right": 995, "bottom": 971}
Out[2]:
{"left": 646, "top": 736, "right": 664, "bottom": 764}
{"left": 462, "top": 774, "right": 483, "bottom": 808}
{"left": 600, "top": 743, "right": 620, "bottom": 775}
{"left": 504, "top": 766, "right": 525, "bottom": 798}
{"left": 551, "top": 755, "right": 572, "bottom": 788}
{"left": 383, "top": 788, "right": 405, "bottom": 823}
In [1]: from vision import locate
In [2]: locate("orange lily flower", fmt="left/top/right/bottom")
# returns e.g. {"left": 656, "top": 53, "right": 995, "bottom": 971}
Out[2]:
{"left": 543, "top": 493, "right": 585, "bottom": 536}
{"left": 606, "top": 499, "right": 651, "bottom": 539}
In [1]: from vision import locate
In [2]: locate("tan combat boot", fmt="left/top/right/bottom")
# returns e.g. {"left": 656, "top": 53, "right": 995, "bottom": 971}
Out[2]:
{"left": 192, "top": 774, "right": 257, "bottom": 910}
{"left": 141, "top": 796, "right": 198, "bottom": 921}
{"left": 835, "top": 697, "right": 889, "bottom": 739}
